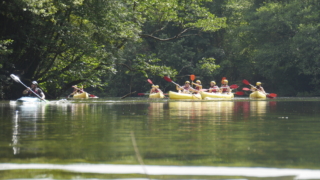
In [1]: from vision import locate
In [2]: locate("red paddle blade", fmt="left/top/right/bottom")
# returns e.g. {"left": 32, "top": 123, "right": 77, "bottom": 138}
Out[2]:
{"left": 89, "top": 94, "right": 98, "bottom": 98}
{"left": 221, "top": 77, "right": 227, "bottom": 83}
{"left": 242, "top": 87, "right": 250, "bottom": 91}
{"left": 190, "top": 74, "right": 196, "bottom": 81}
{"left": 147, "top": 79, "right": 153, "bottom": 85}
{"left": 230, "top": 84, "right": 239, "bottom": 89}
{"left": 235, "top": 91, "right": 244, "bottom": 95}
{"left": 267, "top": 93, "right": 277, "bottom": 98}
{"left": 137, "top": 93, "right": 145, "bottom": 96}
{"left": 163, "top": 76, "right": 172, "bottom": 82}
{"left": 242, "top": 79, "right": 250, "bottom": 85}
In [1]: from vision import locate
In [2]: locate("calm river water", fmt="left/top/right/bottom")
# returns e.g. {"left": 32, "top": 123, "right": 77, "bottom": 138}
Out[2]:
{"left": 0, "top": 97, "right": 320, "bottom": 180}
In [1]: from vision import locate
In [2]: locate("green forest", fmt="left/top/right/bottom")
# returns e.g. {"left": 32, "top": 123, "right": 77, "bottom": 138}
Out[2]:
{"left": 1, "top": 0, "right": 320, "bottom": 99}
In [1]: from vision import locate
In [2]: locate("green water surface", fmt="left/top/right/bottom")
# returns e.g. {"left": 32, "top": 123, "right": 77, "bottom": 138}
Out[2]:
{"left": 0, "top": 97, "right": 320, "bottom": 179}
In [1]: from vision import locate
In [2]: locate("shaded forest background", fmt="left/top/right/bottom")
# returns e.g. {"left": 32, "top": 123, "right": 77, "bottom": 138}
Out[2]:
{"left": 1, "top": 0, "right": 320, "bottom": 99}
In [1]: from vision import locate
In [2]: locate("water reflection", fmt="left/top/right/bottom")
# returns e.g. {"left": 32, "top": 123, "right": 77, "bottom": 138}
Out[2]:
{"left": 3, "top": 99, "right": 320, "bottom": 180}
{"left": 148, "top": 103, "right": 165, "bottom": 120}
{"left": 11, "top": 104, "right": 47, "bottom": 155}
{"left": 168, "top": 101, "right": 236, "bottom": 120}
{"left": 1, "top": 163, "right": 320, "bottom": 179}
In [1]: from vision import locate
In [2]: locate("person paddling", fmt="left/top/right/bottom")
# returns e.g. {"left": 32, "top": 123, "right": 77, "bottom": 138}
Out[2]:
{"left": 72, "top": 85, "right": 84, "bottom": 94}
{"left": 192, "top": 80, "right": 202, "bottom": 93}
{"left": 68, "top": 85, "right": 84, "bottom": 98}
{"left": 150, "top": 85, "right": 163, "bottom": 94}
{"left": 176, "top": 81, "right": 196, "bottom": 94}
{"left": 208, "top": 81, "right": 219, "bottom": 93}
{"left": 220, "top": 79, "right": 231, "bottom": 94}
{"left": 23, "top": 81, "right": 45, "bottom": 100}
{"left": 251, "top": 82, "right": 266, "bottom": 93}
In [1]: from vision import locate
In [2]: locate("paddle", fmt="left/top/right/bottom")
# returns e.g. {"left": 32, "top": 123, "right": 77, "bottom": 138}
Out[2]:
{"left": 190, "top": 74, "right": 195, "bottom": 87}
{"left": 10, "top": 74, "right": 47, "bottom": 102}
{"left": 221, "top": 77, "right": 227, "bottom": 84}
{"left": 267, "top": 93, "right": 277, "bottom": 98}
{"left": 223, "top": 83, "right": 242, "bottom": 95}
{"left": 242, "top": 87, "right": 250, "bottom": 91}
{"left": 235, "top": 91, "right": 244, "bottom": 95}
{"left": 230, "top": 84, "right": 239, "bottom": 89}
{"left": 147, "top": 79, "right": 153, "bottom": 85}
{"left": 163, "top": 76, "right": 181, "bottom": 87}
{"left": 190, "top": 74, "right": 202, "bottom": 91}
{"left": 242, "top": 79, "right": 277, "bottom": 98}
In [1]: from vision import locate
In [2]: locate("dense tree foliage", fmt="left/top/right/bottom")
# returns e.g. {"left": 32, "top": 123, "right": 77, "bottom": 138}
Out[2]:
{"left": 1, "top": 0, "right": 320, "bottom": 98}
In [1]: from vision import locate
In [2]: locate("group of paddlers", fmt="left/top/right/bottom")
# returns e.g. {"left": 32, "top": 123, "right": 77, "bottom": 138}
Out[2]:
{"left": 150, "top": 79, "right": 266, "bottom": 95}
{"left": 22, "top": 77, "right": 266, "bottom": 98}
{"left": 176, "top": 79, "right": 231, "bottom": 94}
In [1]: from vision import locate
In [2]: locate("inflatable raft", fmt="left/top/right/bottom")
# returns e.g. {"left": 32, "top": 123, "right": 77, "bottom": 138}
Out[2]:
{"left": 73, "top": 92, "right": 89, "bottom": 99}
{"left": 249, "top": 91, "right": 266, "bottom": 99}
{"left": 168, "top": 91, "right": 201, "bottom": 100}
{"left": 200, "top": 91, "right": 234, "bottom": 99}
{"left": 149, "top": 92, "right": 165, "bottom": 98}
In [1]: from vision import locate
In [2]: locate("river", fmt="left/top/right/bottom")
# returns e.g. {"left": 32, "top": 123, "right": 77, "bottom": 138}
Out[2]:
{"left": 0, "top": 97, "right": 320, "bottom": 180}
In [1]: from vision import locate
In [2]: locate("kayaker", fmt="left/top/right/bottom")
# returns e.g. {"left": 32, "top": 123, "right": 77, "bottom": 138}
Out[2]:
{"left": 192, "top": 80, "right": 202, "bottom": 93}
{"left": 72, "top": 85, "right": 84, "bottom": 94}
{"left": 220, "top": 79, "right": 231, "bottom": 94}
{"left": 22, "top": 81, "right": 45, "bottom": 99}
{"left": 68, "top": 85, "right": 84, "bottom": 98}
{"left": 251, "top": 82, "right": 266, "bottom": 93}
{"left": 208, "top": 81, "right": 219, "bottom": 93}
{"left": 176, "top": 81, "right": 196, "bottom": 94}
{"left": 150, "top": 85, "right": 163, "bottom": 94}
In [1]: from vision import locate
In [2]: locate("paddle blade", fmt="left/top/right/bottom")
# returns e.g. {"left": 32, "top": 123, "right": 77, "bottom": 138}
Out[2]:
{"left": 242, "top": 87, "right": 250, "bottom": 91}
{"left": 242, "top": 79, "right": 250, "bottom": 85}
{"left": 10, "top": 74, "right": 21, "bottom": 83}
{"left": 267, "top": 93, "right": 277, "bottom": 98}
{"left": 89, "top": 94, "right": 98, "bottom": 98}
{"left": 163, "top": 76, "right": 172, "bottom": 82}
{"left": 221, "top": 77, "right": 227, "bottom": 83}
{"left": 137, "top": 93, "right": 145, "bottom": 96}
{"left": 147, "top": 79, "right": 153, "bottom": 85}
{"left": 235, "top": 91, "right": 244, "bottom": 95}
{"left": 190, "top": 74, "right": 196, "bottom": 81}
{"left": 230, "top": 84, "right": 239, "bottom": 89}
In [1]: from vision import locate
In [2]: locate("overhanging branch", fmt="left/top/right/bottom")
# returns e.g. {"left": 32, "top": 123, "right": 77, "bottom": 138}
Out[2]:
{"left": 140, "top": 28, "right": 200, "bottom": 41}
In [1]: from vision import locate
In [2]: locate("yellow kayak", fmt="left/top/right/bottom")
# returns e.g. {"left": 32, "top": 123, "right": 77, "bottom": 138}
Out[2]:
{"left": 149, "top": 92, "right": 165, "bottom": 98}
{"left": 168, "top": 91, "right": 201, "bottom": 100}
{"left": 250, "top": 91, "right": 266, "bottom": 99}
{"left": 200, "top": 91, "right": 234, "bottom": 99}
{"left": 73, "top": 92, "right": 89, "bottom": 99}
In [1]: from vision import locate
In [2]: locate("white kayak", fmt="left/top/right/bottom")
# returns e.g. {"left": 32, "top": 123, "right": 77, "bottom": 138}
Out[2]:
{"left": 16, "top": 97, "right": 47, "bottom": 103}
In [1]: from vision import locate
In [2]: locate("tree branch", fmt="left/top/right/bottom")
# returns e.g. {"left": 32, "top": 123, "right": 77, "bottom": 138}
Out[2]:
{"left": 140, "top": 28, "right": 195, "bottom": 41}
